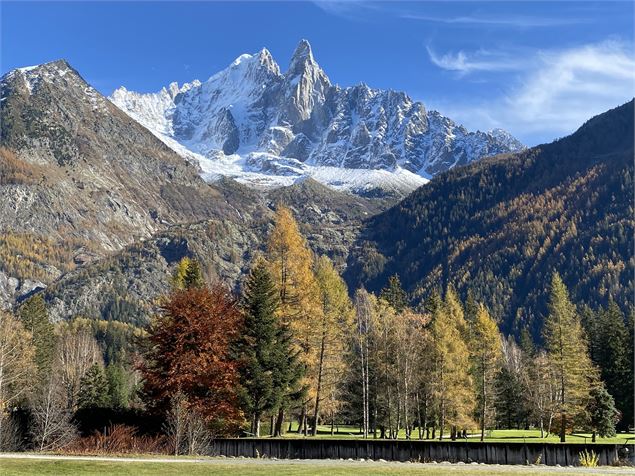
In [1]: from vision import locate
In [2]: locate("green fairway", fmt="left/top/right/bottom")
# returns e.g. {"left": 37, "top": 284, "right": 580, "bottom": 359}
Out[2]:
{"left": 0, "top": 457, "right": 626, "bottom": 476}
{"left": 281, "top": 424, "right": 634, "bottom": 444}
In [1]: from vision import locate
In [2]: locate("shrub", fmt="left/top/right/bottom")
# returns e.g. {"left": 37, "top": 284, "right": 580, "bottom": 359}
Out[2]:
{"left": 579, "top": 449, "right": 599, "bottom": 467}
{"left": 65, "top": 424, "right": 167, "bottom": 455}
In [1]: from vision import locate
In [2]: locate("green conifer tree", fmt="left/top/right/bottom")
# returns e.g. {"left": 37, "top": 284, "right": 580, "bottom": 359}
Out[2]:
{"left": 586, "top": 384, "right": 619, "bottom": 441}
{"left": 379, "top": 274, "right": 407, "bottom": 313}
{"left": 78, "top": 363, "right": 110, "bottom": 409}
{"left": 106, "top": 364, "right": 130, "bottom": 409}
{"left": 18, "top": 295, "right": 56, "bottom": 379}
{"left": 236, "top": 260, "right": 305, "bottom": 437}
{"left": 172, "top": 257, "right": 204, "bottom": 290}
{"left": 423, "top": 289, "right": 443, "bottom": 316}
{"left": 594, "top": 299, "right": 632, "bottom": 430}
{"left": 183, "top": 260, "right": 204, "bottom": 289}
{"left": 464, "top": 290, "right": 479, "bottom": 328}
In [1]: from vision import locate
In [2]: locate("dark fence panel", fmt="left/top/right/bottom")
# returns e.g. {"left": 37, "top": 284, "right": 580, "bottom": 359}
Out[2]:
{"left": 209, "top": 438, "right": 634, "bottom": 466}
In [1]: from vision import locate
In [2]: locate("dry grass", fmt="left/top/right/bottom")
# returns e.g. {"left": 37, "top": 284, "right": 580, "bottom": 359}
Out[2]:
{"left": 63, "top": 425, "right": 167, "bottom": 456}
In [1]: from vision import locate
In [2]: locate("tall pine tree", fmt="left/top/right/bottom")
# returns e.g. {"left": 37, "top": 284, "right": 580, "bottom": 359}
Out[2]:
{"left": 379, "top": 275, "right": 407, "bottom": 313}
{"left": 585, "top": 383, "right": 619, "bottom": 441}
{"left": 77, "top": 363, "right": 110, "bottom": 409}
{"left": 594, "top": 299, "right": 632, "bottom": 430}
{"left": 543, "top": 273, "right": 596, "bottom": 442}
{"left": 18, "top": 295, "right": 56, "bottom": 380}
{"left": 236, "top": 260, "right": 304, "bottom": 437}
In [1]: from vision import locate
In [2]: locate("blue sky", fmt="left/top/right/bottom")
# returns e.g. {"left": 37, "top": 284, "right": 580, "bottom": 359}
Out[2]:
{"left": 2, "top": 1, "right": 634, "bottom": 145}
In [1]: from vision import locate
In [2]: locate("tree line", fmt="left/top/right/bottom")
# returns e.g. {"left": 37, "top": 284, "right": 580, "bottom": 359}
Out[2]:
{"left": 0, "top": 206, "right": 631, "bottom": 452}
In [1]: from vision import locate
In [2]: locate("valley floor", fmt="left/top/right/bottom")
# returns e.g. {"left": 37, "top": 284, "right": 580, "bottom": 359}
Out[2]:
{"left": 1, "top": 454, "right": 634, "bottom": 476}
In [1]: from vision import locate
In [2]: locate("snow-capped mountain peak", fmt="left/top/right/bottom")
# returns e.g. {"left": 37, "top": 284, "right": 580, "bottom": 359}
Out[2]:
{"left": 287, "top": 39, "right": 321, "bottom": 76}
{"left": 109, "top": 39, "right": 525, "bottom": 197}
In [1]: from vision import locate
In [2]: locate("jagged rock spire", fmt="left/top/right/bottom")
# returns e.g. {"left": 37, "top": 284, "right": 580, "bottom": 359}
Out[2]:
{"left": 282, "top": 39, "right": 331, "bottom": 123}
{"left": 287, "top": 39, "right": 315, "bottom": 75}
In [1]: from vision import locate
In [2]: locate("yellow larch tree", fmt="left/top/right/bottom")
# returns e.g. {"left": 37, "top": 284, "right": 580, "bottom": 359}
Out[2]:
{"left": 311, "top": 255, "right": 354, "bottom": 436}
{"left": 431, "top": 287, "right": 475, "bottom": 440}
{"left": 266, "top": 206, "right": 321, "bottom": 434}
{"left": 471, "top": 303, "right": 502, "bottom": 441}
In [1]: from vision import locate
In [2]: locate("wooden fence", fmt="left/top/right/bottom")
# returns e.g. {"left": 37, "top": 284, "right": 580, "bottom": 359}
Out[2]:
{"left": 210, "top": 438, "right": 634, "bottom": 466}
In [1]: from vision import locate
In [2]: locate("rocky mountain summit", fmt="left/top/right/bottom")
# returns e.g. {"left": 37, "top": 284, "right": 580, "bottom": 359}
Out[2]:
{"left": 111, "top": 40, "right": 525, "bottom": 195}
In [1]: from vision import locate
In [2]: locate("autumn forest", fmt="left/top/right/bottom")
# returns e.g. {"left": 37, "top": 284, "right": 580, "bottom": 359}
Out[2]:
{"left": 1, "top": 205, "right": 632, "bottom": 454}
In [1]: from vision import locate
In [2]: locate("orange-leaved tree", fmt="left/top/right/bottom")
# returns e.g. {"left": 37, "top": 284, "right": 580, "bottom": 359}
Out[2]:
{"left": 142, "top": 285, "right": 244, "bottom": 435}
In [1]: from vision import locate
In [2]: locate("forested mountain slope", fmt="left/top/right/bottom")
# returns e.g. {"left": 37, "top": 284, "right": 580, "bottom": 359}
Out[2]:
{"left": 346, "top": 100, "right": 634, "bottom": 336}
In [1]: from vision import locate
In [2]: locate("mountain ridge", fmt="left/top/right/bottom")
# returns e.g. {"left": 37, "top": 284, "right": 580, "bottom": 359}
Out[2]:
{"left": 109, "top": 39, "right": 525, "bottom": 195}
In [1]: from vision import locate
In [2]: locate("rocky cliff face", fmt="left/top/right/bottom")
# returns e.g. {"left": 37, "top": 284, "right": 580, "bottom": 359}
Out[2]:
{"left": 40, "top": 177, "right": 385, "bottom": 323}
{"left": 111, "top": 40, "right": 525, "bottom": 195}
{"left": 0, "top": 61, "right": 236, "bottom": 247}
{"left": 0, "top": 60, "right": 257, "bottom": 308}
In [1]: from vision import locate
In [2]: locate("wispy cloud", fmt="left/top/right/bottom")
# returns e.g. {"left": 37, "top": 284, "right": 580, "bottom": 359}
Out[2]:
{"left": 312, "top": 0, "right": 380, "bottom": 19}
{"left": 314, "top": 1, "right": 588, "bottom": 28}
{"left": 426, "top": 40, "right": 635, "bottom": 144}
{"left": 426, "top": 46, "right": 527, "bottom": 75}
{"left": 403, "top": 13, "right": 587, "bottom": 28}
{"left": 508, "top": 40, "right": 635, "bottom": 133}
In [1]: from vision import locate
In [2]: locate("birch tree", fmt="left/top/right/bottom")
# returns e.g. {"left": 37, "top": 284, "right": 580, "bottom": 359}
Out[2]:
{"left": 0, "top": 311, "right": 36, "bottom": 449}
{"left": 56, "top": 322, "right": 102, "bottom": 410}
{"left": 353, "top": 289, "right": 373, "bottom": 438}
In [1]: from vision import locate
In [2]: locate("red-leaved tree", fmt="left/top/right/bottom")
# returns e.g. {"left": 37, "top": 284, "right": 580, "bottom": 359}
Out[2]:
{"left": 142, "top": 285, "right": 244, "bottom": 435}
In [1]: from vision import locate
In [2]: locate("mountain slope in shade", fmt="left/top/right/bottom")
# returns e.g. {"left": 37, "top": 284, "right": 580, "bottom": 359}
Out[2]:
{"left": 110, "top": 40, "right": 524, "bottom": 196}
{"left": 345, "top": 100, "right": 634, "bottom": 337}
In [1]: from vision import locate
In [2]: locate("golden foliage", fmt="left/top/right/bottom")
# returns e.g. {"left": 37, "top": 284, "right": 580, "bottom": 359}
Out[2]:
{"left": 0, "top": 311, "right": 36, "bottom": 411}
{"left": 266, "top": 206, "right": 321, "bottom": 381}
{"left": 431, "top": 288, "right": 475, "bottom": 432}
{"left": 0, "top": 147, "right": 47, "bottom": 185}
{"left": 0, "top": 233, "right": 76, "bottom": 283}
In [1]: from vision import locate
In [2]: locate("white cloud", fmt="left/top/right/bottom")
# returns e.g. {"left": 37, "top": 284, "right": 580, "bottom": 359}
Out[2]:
{"left": 312, "top": 0, "right": 379, "bottom": 19}
{"left": 427, "top": 40, "right": 635, "bottom": 144}
{"left": 426, "top": 46, "right": 527, "bottom": 74}
{"left": 404, "top": 13, "right": 586, "bottom": 28}
{"left": 313, "top": 2, "right": 587, "bottom": 28}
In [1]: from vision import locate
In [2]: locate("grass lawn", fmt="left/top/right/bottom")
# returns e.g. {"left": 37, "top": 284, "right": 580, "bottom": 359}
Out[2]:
{"left": 0, "top": 457, "right": 621, "bottom": 476}
{"left": 281, "top": 424, "right": 634, "bottom": 444}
